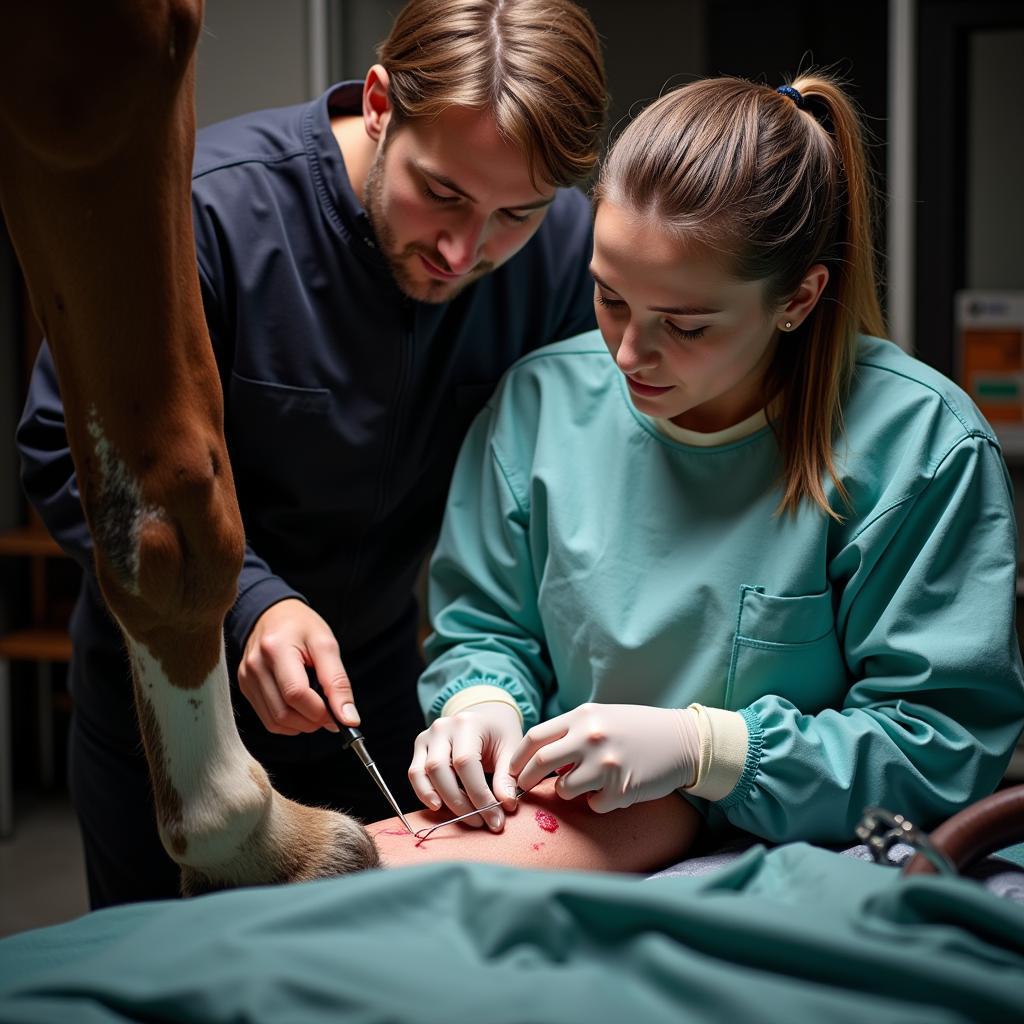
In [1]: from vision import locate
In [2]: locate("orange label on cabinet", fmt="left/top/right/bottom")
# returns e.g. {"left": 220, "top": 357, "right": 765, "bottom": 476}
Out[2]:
{"left": 961, "top": 329, "right": 1024, "bottom": 422}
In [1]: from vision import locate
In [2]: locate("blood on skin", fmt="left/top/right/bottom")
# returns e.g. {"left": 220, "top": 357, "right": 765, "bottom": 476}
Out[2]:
{"left": 534, "top": 809, "right": 559, "bottom": 833}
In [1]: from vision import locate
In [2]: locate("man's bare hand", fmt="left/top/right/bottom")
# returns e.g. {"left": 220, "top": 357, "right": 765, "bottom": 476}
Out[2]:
{"left": 239, "top": 598, "right": 359, "bottom": 735}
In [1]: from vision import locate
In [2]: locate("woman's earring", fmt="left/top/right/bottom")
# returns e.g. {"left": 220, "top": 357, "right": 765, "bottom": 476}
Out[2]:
{"left": 783, "top": 321, "right": 793, "bottom": 331}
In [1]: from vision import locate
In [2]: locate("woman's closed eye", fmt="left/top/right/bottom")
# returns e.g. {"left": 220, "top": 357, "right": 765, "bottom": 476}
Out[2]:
{"left": 595, "top": 291, "right": 625, "bottom": 311}
{"left": 665, "top": 321, "right": 707, "bottom": 341}
{"left": 597, "top": 291, "right": 708, "bottom": 341}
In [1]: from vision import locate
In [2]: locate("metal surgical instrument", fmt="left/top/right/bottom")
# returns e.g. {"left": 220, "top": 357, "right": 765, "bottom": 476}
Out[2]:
{"left": 313, "top": 678, "right": 414, "bottom": 834}
{"left": 856, "top": 806, "right": 957, "bottom": 876}
{"left": 342, "top": 726, "right": 415, "bottom": 835}
{"left": 414, "top": 788, "right": 527, "bottom": 841}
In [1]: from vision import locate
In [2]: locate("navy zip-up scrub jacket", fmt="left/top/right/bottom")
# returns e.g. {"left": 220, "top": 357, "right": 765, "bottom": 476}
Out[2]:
{"left": 17, "top": 81, "right": 596, "bottom": 759}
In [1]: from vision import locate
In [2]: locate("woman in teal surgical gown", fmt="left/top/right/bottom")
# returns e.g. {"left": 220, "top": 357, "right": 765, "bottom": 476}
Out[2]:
{"left": 406, "top": 73, "right": 1024, "bottom": 852}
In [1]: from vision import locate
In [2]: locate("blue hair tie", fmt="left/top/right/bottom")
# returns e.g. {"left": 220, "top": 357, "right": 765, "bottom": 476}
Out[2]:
{"left": 776, "top": 84, "right": 805, "bottom": 109}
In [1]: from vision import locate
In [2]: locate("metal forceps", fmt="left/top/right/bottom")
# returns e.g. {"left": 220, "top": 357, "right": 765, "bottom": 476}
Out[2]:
{"left": 413, "top": 787, "right": 527, "bottom": 841}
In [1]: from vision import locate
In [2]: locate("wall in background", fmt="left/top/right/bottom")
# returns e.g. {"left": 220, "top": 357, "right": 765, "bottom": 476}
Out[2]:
{"left": 586, "top": 1, "right": 706, "bottom": 146}
{"left": 967, "top": 29, "right": 1024, "bottom": 291}
{"left": 195, "top": 0, "right": 313, "bottom": 128}
{"left": 327, "top": 0, "right": 396, "bottom": 82}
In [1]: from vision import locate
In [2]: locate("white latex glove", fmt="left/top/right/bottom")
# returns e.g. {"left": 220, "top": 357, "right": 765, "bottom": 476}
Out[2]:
{"left": 510, "top": 703, "right": 700, "bottom": 813}
{"left": 408, "top": 701, "right": 524, "bottom": 831}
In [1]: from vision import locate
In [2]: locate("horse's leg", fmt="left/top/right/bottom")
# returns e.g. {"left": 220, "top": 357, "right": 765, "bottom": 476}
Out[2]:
{"left": 0, "top": 0, "right": 378, "bottom": 891}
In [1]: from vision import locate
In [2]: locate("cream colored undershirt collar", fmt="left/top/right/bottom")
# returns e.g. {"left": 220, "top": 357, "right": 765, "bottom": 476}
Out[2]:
{"left": 650, "top": 406, "right": 769, "bottom": 447}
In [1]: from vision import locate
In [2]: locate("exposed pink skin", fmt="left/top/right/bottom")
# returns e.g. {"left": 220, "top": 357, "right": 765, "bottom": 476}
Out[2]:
{"left": 367, "top": 778, "right": 700, "bottom": 872}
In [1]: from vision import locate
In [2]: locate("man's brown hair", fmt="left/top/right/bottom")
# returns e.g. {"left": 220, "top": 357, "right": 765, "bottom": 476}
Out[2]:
{"left": 379, "top": 0, "right": 607, "bottom": 187}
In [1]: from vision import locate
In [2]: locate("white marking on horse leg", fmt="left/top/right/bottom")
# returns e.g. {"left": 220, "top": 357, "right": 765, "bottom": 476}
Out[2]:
{"left": 127, "top": 636, "right": 270, "bottom": 869}
{"left": 86, "top": 405, "right": 165, "bottom": 595}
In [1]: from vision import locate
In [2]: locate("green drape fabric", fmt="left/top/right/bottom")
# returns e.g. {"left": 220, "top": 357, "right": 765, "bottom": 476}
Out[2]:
{"left": 1, "top": 844, "right": 1022, "bottom": 1023}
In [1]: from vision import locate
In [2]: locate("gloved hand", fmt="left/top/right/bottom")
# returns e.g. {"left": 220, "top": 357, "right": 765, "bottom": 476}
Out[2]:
{"left": 510, "top": 703, "right": 700, "bottom": 813}
{"left": 408, "top": 700, "right": 524, "bottom": 831}
{"left": 239, "top": 598, "right": 359, "bottom": 735}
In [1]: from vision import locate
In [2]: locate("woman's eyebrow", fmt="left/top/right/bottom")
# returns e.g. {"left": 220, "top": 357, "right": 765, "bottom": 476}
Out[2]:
{"left": 589, "top": 268, "right": 616, "bottom": 291}
{"left": 590, "top": 269, "right": 721, "bottom": 315}
{"left": 650, "top": 302, "right": 722, "bottom": 316}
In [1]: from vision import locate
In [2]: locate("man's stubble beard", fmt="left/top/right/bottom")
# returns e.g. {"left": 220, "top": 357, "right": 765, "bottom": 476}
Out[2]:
{"left": 362, "top": 144, "right": 491, "bottom": 305}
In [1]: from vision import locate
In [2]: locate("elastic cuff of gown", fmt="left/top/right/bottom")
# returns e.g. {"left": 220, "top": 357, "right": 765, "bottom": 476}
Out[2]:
{"left": 685, "top": 704, "right": 749, "bottom": 802}
{"left": 441, "top": 685, "right": 524, "bottom": 725}
{"left": 427, "top": 675, "right": 539, "bottom": 728}
{"left": 717, "top": 707, "right": 765, "bottom": 810}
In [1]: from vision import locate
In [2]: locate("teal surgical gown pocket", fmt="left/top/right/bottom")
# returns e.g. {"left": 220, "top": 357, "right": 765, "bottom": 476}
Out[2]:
{"left": 725, "top": 585, "right": 848, "bottom": 713}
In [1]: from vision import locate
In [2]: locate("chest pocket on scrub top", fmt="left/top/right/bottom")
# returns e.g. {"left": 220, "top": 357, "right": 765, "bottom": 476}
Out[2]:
{"left": 725, "top": 585, "right": 847, "bottom": 714}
